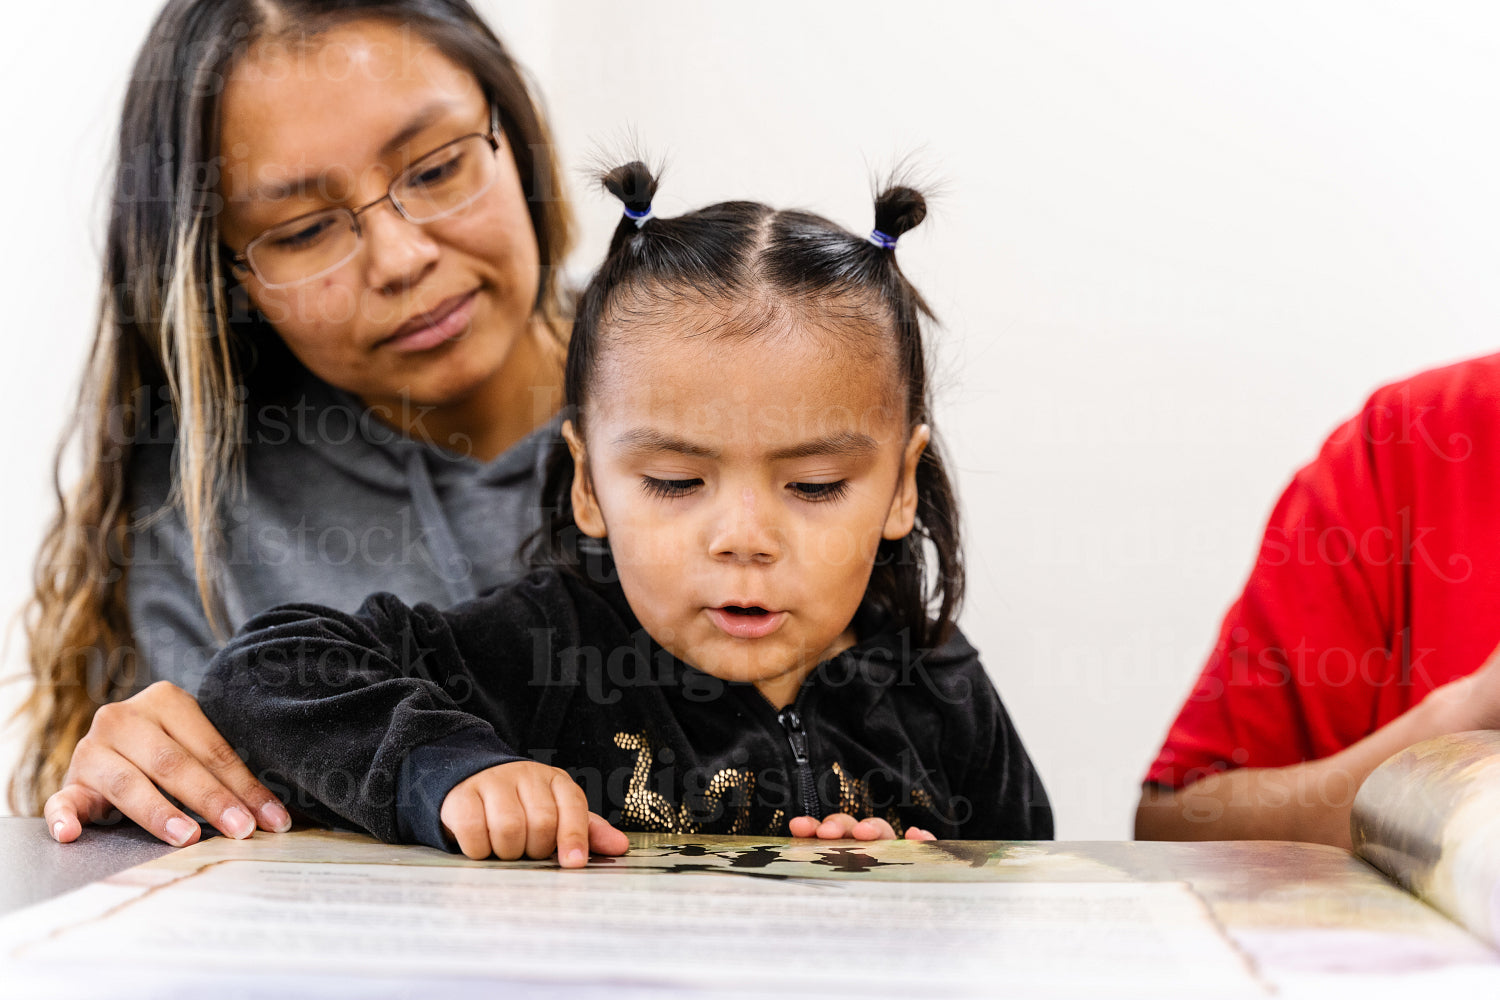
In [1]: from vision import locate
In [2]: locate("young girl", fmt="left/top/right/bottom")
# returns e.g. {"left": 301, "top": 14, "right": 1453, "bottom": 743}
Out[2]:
{"left": 199, "top": 164, "right": 1053, "bottom": 863}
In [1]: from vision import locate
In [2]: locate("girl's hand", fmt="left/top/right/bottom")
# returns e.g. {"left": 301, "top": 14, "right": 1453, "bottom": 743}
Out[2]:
{"left": 439, "top": 762, "right": 630, "bottom": 865}
{"left": 788, "top": 813, "right": 936, "bottom": 841}
{"left": 43, "top": 682, "right": 292, "bottom": 847}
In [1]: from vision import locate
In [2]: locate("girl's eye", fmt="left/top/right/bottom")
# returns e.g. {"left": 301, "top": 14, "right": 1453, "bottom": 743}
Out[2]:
{"left": 788, "top": 481, "right": 850, "bottom": 502}
{"left": 641, "top": 476, "right": 703, "bottom": 499}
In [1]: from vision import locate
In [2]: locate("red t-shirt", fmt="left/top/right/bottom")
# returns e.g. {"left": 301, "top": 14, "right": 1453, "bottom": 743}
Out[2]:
{"left": 1146, "top": 352, "right": 1500, "bottom": 789}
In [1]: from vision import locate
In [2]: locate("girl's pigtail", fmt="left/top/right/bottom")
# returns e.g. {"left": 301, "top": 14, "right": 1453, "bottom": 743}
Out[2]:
{"left": 867, "top": 185, "right": 927, "bottom": 251}
{"left": 530, "top": 159, "right": 661, "bottom": 575}
{"left": 601, "top": 161, "right": 660, "bottom": 255}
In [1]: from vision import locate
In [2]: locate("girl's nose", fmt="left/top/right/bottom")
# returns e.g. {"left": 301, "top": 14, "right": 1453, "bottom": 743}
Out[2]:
{"left": 709, "top": 487, "right": 783, "bottom": 564}
{"left": 360, "top": 202, "right": 441, "bottom": 294}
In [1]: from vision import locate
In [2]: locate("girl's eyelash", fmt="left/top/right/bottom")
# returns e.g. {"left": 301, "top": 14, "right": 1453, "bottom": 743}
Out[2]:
{"left": 788, "top": 480, "right": 850, "bottom": 502}
{"left": 639, "top": 478, "right": 849, "bottom": 502}
{"left": 640, "top": 476, "right": 703, "bottom": 499}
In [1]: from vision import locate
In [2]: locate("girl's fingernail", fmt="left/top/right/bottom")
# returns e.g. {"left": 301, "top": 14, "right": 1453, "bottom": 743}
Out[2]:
{"left": 220, "top": 806, "right": 255, "bottom": 839}
{"left": 566, "top": 849, "right": 586, "bottom": 866}
{"left": 258, "top": 801, "right": 292, "bottom": 833}
{"left": 163, "top": 817, "right": 196, "bottom": 847}
{"left": 52, "top": 821, "right": 65, "bottom": 841}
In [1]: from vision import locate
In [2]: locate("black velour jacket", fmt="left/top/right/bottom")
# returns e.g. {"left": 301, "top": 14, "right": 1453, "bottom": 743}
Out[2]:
{"left": 200, "top": 568, "right": 1054, "bottom": 851}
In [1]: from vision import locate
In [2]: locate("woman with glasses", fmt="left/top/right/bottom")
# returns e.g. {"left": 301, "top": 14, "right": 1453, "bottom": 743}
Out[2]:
{"left": 14, "top": 0, "right": 576, "bottom": 848}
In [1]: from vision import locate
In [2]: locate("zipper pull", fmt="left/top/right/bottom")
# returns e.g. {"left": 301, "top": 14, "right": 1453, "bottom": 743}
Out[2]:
{"left": 779, "top": 709, "right": 810, "bottom": 762}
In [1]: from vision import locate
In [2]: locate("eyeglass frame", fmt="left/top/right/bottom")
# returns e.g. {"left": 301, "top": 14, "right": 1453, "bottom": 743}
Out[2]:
{"left": 228, "top": 106, "right": 504, "bottom": 289}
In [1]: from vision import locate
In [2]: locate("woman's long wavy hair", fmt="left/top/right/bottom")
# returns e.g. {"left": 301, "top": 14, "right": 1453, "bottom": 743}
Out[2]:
{"left": 10, "top": 0, "right": 574, "bottom": 812}
{"left": 535, "top": 162, "right": 963, "bottom": 649}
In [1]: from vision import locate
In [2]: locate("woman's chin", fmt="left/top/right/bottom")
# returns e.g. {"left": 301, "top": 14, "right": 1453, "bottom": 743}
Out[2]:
{"left": 387, "top": 326, "right": 519, "bottom": 404}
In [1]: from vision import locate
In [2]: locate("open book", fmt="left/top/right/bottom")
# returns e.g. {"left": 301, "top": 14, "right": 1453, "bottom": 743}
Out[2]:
{"left": 3, "top": 743, "right": 1500, "bottom": 997}
{"left": 1352, "top": 729, "right": 1500, "bottom": 949}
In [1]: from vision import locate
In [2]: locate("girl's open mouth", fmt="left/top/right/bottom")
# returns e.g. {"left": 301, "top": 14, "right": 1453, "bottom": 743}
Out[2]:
{"left": 707, "top": 606, "right": 787, "bottom": 640}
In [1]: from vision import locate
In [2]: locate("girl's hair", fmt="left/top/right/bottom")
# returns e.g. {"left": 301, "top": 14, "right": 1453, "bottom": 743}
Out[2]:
{"left": 11, "top": 0, "right": 573, "bottom": 812}
{"left": 535, "top": 162, "right": 963, "bottom": 648}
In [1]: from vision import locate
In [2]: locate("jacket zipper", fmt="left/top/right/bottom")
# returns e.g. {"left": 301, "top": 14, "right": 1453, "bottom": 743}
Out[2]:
{"left": 777, "top": 707, "right": 821, "bottom": 819}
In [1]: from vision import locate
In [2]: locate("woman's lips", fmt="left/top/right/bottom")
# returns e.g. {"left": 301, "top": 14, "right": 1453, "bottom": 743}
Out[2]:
{"left": 380, "top": 289, "right": 479, "bottom": 353}
{"left": 706, "top": 607, "right": 787, "bottom": 640}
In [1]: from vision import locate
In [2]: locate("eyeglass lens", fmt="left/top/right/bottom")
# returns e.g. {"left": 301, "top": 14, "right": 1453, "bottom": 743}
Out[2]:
{"left": 247, "top": 133, "right": 498, "bottom": 287}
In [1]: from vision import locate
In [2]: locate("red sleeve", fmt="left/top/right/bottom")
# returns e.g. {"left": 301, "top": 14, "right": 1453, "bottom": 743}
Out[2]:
{"left": 1145, "top": 400, "right": 1401, "bottom": 789}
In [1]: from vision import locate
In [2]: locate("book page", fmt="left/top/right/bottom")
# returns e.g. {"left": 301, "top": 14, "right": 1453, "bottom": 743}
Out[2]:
{"left": 1352, "top": 730, "right": 1500, "bottom": 948}
{"left": 0, "top": 834, "right": 1266, "bottom": 999}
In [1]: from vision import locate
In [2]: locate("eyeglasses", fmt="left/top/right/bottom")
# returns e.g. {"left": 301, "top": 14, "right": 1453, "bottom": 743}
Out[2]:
{"left": 230, "top": 108, "right": 504, "bottom": 288}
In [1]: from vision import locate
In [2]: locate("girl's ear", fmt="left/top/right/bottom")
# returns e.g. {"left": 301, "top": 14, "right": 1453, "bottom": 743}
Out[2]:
{"left": 883, "top": 424, "right": 930, "bottom": 540}
{"left": 562, "top": 420, "right": 607, "bottom": 538}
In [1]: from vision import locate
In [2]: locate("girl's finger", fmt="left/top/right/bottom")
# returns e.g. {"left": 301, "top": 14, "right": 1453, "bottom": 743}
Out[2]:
{"left": 157, "top": 697, "right": 291, "bottom": 833}
{"left": 483, "top": 779, "right": 529, "bottom": 861}
{"left": 815, "top": 813, "right": 860, "bottom": 839}
{"left": 441, "top": 787, "right": 493, "bottom": 860}
{"left": 62, "top": 746, "right": 202, "bottom": 848}
{"left": 851, "top": 818, "right": 897, "bottom": 841}
{"left": 904, "top": 826, "right": 937, "bottom": 842}
{"left": 516, "top": 773, "right": 560, "bottom": 860}
{"left": 587, "top": 813, "right": 630, "bottom": 856}
{"left": 550, "top": 774, "right": 590, "bottom": 868}
{"left": 788, "top": 816, "right": 821, "bottom": 838}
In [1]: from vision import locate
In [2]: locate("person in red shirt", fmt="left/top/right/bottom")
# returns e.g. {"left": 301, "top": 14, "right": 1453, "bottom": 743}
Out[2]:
{"left": 1137, "top": 352, "right": 1500, "bottom": 848}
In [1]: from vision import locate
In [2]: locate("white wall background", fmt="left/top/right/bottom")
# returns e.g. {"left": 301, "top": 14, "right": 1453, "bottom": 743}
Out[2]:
{"left": 3, "top": 1, "right": 1499, "bottom": 837}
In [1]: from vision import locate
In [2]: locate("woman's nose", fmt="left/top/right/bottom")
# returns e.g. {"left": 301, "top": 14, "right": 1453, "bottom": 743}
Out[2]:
{"left": 360, "top": 201, "right": 441, "bottom": 293}
{"left": 709, "top": 487, "right": 783, "bottom": 564}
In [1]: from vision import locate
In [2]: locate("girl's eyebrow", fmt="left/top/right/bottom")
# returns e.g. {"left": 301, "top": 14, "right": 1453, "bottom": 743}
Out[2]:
{"left": 767, "top": 431, "right": 879, "bottom": 461}
{"left": 611, "top": 428, "right": 878, "bottom": 460}
{"left": 241, "top": 98, "right": 465, "bottom": 203}
{"left": 613, "top": 429, "right": 718, "bottom": 458}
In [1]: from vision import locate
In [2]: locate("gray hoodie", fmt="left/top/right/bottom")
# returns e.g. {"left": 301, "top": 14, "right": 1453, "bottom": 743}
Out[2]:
{"left": 126, "top": 371, "right": 559, "bottom": 696}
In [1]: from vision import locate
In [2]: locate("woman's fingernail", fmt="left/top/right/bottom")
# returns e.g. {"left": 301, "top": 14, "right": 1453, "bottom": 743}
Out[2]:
{"left": 164, "top": 817, "right": 196, "bottom": 847}
{"left": 52, "top": 821, "right": 65, "bottom": 841}
{"left": 220, "top": 806, "right": 255, "bottom": 840}
{"left": 566, "top": 848, "right": 586, "bottom": 866}
{"left": 258, "top": 801, "right": 292, "bottom": 833}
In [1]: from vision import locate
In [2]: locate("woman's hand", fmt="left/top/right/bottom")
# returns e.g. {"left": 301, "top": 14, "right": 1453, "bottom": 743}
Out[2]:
{"left": 788, "top": 813, "right": 935, "bottom": 841}
{"left": 43, "top": 681, "right": 292, "bottom": 847}
{"left": 440, "top": 761, "right": 630, "bottom": 865}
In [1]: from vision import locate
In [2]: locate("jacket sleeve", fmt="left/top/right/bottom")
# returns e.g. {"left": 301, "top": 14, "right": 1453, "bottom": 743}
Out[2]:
{"left": 932, "top": 633, "right": 1054, "bottom": 840}
{"left": 961, "top": 679, "right": 1054, "bottom": 840}
{"left": 198, "top": 592, "right": 526, "bottom": 849}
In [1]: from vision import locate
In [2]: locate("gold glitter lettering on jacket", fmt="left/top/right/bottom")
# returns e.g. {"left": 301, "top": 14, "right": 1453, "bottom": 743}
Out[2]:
{"left": 831, "top": 761, "right": 874, "bottom": 819}
{"left": 616, "top": 732, "right": 685, "bottom": 831}
{"left": 704, "top": 768, "right": 757, "bottom": 835}
{"left": 882, "top": 788, "right": 941, "bottom": 836}
{"left": 613, "top": 734, "right": 935, "bottom": 837}
{"left": 614, "top": 731, "right": 755, "bottom": 834}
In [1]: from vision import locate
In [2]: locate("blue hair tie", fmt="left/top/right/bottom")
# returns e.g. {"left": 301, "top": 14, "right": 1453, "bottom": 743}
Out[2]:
{"left": 624, "top": 204, "right": 653, "bottom": 228}
{"left": 866, "top": 228, "right": 898, "bottom": 250}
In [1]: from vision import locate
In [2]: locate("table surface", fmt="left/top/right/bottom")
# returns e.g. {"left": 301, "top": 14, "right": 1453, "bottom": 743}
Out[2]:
{"left": 4, "top": 817, "right": 1499, "bottom": 996}
{"left": 1, "top": 818, "right": 174, "bottom": 917}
